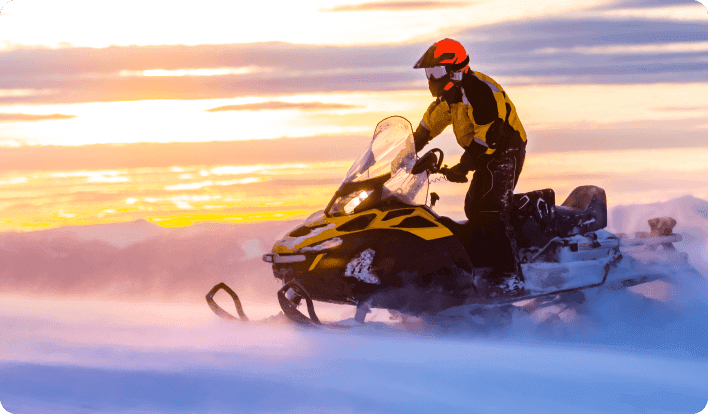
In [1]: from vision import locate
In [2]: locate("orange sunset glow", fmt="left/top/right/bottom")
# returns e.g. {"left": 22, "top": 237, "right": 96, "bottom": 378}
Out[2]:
{"left": 0, "top": 1, "right": 706, "bottom": 232}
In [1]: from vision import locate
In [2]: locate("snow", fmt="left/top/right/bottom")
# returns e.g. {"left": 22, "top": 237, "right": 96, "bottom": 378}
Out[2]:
{"left": 276, "top": 223, "right": 337, "bottom": 251}
{"left": 1, "top": 196, "right": 708, "bottom": 413}
{"left": 344, "top": 248, "right": 380, "bottom": 284}
{"left": 1, "top": 306, "right": 707, "bottom": 413}
{"left": 609, "top": 195, "right": 708, "bottom": 274}
{"left": 298, "top": 237, "right": 343, "bottom": 253}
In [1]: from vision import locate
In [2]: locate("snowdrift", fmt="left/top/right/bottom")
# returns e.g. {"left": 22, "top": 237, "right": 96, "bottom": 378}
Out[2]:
{"left": 0, "top": 195, "right": 707, "bottom": 413}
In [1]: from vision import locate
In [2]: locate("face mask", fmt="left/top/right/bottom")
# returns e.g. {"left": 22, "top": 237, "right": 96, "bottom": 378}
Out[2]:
{"left": 428, "top": 78, "right": 452, "bottom": 97}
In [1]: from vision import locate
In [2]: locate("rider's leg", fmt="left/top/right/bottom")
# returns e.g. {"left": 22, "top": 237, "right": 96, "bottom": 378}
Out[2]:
{"left": 464, "top": 143, "right": 526, "bottom": 297}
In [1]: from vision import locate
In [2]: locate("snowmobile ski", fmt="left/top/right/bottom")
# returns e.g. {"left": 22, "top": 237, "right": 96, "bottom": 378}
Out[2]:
{"left": 205, "top": 282, "right": 248, "bottom": 322}
{"left": 277, "top": 279, "right": 321, "bottom": 326}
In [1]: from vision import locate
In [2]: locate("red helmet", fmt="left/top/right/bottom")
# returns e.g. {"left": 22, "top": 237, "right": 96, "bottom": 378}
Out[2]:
{"left": 414, "top": 38, "right": 469, "bottom": 70}
{"left": 414, "top": 39, "right": 470, "bottom": 97}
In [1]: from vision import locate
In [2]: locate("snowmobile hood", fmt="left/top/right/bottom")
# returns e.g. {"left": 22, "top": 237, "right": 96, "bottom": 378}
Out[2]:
{"left": 271, "top": 207, "right": 452, "bottom": 254}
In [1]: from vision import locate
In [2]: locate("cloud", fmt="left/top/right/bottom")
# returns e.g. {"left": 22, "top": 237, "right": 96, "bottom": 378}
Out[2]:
{"left": 459, "top": 17, "right": 708, "bottom": 52}
{"left": 526, "top": 118, "right": 708, "bottom": 153}
{"left": 533, "top": 41, "right": 708, "bottom": 55}
{"left": 0, "top": 134, "right": 370, "bottom": 172}
{"left": 598, "top": 0, "right": 708, "bottom": 13}
{"left": 593, "top": 0, "right": 694, "bottom": 10}
{"left": 0, "top": 64, "right": 418, "bottom": 105}
{"left": 0, "top": 83, "right": 322, "bottom": 104}
{"left": 0, "top": 177, "right": 26, "bottom": 185}
{"left": 456, "top": 17, "right": 708, "bottom": 83}
{"left": 0, "top": 113, "right": 75, "bottom": 122}
{"left": 0, "top": 43, "right": 416, "bottom": 78}
{"left": 652, "top": 105, "right": 708, "bottom": 111}
{"left": 163, "top": 178, "right": 264, "bottom": 191}
{"left": 206, "top": 101, "right": 362, "bottom": 112}
{"left": 324, "top": 1, "right": 470, "bottom": 11}
{"left": 0, "top": 15, "right": 707, "bottom": 105}
{"left": 0, "top": 42, "right": 420, "bottom": 105}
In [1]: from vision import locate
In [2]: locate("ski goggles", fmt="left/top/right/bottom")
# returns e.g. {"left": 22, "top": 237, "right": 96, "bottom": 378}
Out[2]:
{"left": 425, "top": 66, "right": 449, "bottom": 80}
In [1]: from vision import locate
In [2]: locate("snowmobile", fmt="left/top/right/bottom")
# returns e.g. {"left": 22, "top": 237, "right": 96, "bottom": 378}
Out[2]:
{"left": 206, "top": 116, "right": 687, "bottom": 326}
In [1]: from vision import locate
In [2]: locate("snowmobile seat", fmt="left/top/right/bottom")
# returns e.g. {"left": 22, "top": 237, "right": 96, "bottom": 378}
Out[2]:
{"left": 555, "top": 185, "right": 607, "bottom": 236}
{"left": 513, "top": 186, "right": 608, "bottom": 246}
{"left": 436, "top": 186, "right": 607, "bottom": 259}
{"left": 437, "top": 188, "right": 558, "bottom": 257}
{"left": 512, "top": 189, "right": 557, "bottom": 248}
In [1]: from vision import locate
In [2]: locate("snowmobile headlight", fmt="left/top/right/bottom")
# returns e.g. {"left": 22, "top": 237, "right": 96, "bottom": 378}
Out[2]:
{"left": 262, "top": 253, "right": 307, "bottom": 263}
{"left": 344, "top": 190, "right": 372, "bottom": 214}
{"left": 329, "top": 189, "right": 374, "bottom": 216}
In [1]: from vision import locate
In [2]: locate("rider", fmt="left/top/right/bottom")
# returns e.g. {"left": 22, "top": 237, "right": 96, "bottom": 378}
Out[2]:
{"left": 412, "top": 38, "right": 527, "bottom": 298}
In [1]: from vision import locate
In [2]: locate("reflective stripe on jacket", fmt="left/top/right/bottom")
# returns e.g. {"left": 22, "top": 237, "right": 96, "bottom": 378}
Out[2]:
{"left": 421, "top": 70, "right": 527, "bottom": 155}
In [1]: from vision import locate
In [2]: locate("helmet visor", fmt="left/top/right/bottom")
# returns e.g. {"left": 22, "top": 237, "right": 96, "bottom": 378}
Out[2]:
{"left": 425, "top": 66, "right": 448, "bottom": 80}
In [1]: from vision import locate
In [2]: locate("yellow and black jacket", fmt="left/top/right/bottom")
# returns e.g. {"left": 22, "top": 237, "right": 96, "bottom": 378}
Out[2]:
{"left": 421, "top": 70, "right": 526, "bottom": 155}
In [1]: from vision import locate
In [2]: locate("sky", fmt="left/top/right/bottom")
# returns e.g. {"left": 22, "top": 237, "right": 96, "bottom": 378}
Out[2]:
{"left": 0, "top": 0, "right": 707, "bottom": 231}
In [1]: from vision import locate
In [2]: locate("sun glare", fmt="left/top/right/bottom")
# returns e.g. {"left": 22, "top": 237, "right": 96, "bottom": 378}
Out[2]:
{"left": 0, "top": 161, "right": 349, "bottom": 231}
{"left": 0, "top": 0, "right": 613, "bottom": 48}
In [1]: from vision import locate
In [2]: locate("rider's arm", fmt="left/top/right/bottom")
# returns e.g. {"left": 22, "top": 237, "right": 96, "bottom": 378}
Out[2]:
{"left": 413, "top": 123, "right": 431, "bottom": 152}
{"left": 415, "top": 100, "right": 452, "bottom": 152}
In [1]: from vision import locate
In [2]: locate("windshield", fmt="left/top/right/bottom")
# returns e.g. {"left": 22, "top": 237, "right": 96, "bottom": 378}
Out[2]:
{"left": 326, "top": 116, "right": 429, "bottom": 216}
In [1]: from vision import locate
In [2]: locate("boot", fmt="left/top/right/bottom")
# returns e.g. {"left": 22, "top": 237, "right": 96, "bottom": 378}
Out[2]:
{"left": 485, "top": 271, "right": 525, "bottom": 299}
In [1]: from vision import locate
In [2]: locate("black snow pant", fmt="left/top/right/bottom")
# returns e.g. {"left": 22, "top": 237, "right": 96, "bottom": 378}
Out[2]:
{"left": 464, "top": 141, "right": 526, "bottom": 280}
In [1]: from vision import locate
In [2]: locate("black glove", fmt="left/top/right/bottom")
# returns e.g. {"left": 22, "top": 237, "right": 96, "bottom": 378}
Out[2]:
{"left": 441, "top": 163, "right": 469, "bottom": 183}
{"left": 413, "top": 124, "right": 431, "bottom": 153}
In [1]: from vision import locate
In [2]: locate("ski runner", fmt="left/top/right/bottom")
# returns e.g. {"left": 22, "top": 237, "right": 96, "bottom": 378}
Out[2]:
{"left": 412, "top": 38, "right": 528, "bottom": 298}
